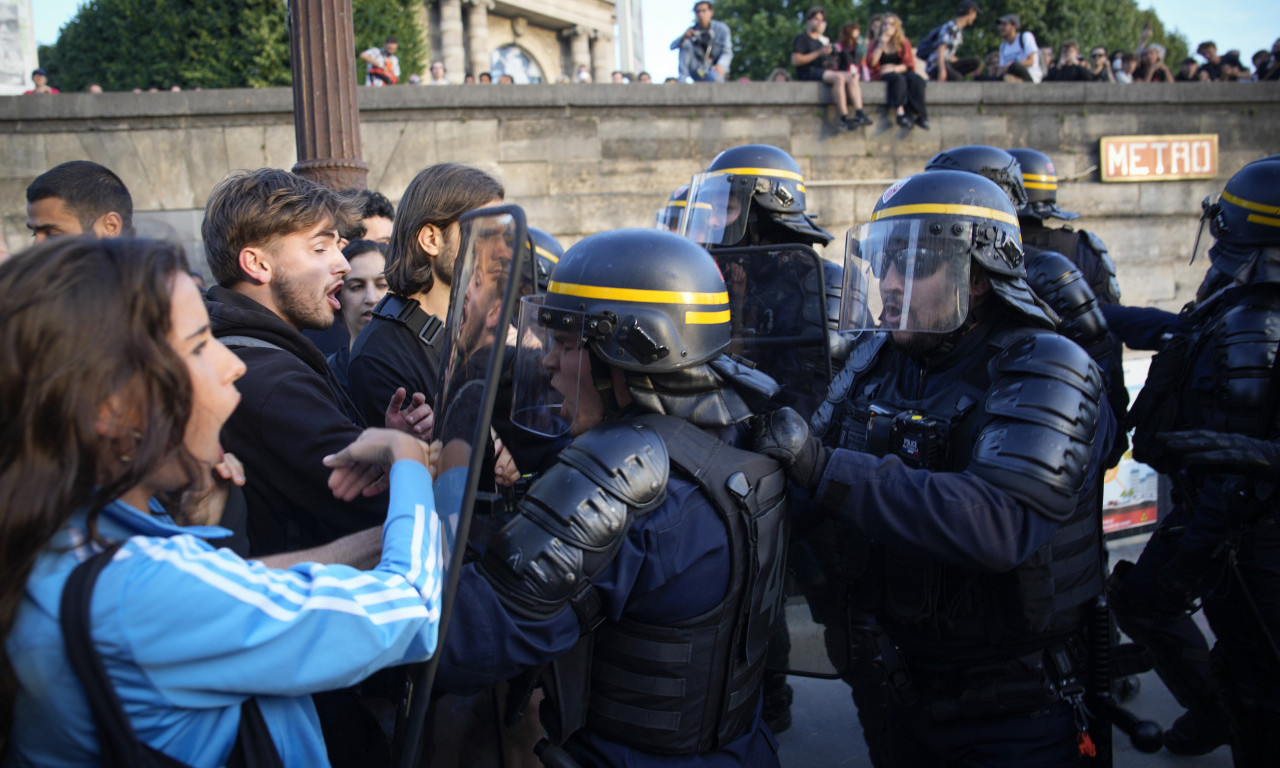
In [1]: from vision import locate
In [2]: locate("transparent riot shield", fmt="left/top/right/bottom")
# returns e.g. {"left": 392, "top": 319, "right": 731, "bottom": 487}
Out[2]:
{"left": 396, "top": 205, "right": 532, "bottom": 768}
{"left": 710, "top": 244, "right": 834, "bottom": 421}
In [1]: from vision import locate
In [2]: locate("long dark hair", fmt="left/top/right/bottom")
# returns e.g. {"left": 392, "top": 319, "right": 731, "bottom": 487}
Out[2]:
{"left": 0, "top": 237, "right": 197, "bottom": 752}
{"left": 386, "top": 163, "right": 504, "bottom": 297}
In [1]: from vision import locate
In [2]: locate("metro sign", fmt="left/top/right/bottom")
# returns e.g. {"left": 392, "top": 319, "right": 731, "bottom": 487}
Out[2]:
{"left": 1100, "top": 134, "right": 1218, "bottom": 182}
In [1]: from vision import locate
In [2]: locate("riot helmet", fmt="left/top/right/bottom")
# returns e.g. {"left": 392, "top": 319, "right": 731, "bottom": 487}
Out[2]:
{"left": 681, "top": 144, "right": 833, "bottom": 248}
{"left": 1007, "top": 147, "right": 1080, "bottom": 221}
{"left": 925, "top": 145, "right": 1029, "bottom": 211}
{"left": 527, "top": 226, "right": 563, "bottom": 291}
{"left": 842, "top": 171, "right": 1054, "bottom": 335}
{"left": 513, "top": 229, "right": 775, "bottom": 436}
{"left": 1197, "top": 157, "right": 1280, "bottom": 284}
{"left": 655, "top": 184, "right": 690, "bottom": 232}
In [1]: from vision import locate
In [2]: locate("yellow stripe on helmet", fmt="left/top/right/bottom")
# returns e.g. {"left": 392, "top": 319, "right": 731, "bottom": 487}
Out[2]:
{"left": 1223, "top": 190, "right": 1280, "bottom": 217}
{"left": 1023, "top": 181, "right": 1058, "bottom": 191}
{"left": 686, "top": 309, "right": 732, "bottom": 325}
{"left": 533, "top": 245, "right": 560, "bottom": 263}
{"left": 1022, "top": 172, "right": 1058, "bottom": 183}
{"left": 870, "top": 203, "right": 1019, "bottom": 226}
{"left": 666, "top": 200, "right": 688, "bottom": 208}
{"left": 549, "top": 281, "right": 729, "bottom": 306}
{"left": 1246, "top": 212, "right": 1280, "bottom": 228}
{"left": 712, "top": 166, "right": 805, "bottom": 182}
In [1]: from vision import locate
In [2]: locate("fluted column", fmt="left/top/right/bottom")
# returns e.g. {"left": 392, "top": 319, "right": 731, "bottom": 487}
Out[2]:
{"left": 439, "top": 0, "right": 466, "bottom": 84}
{"left": 590, "top": 29, "right": 615, "bottom": 83}
{"left": 289, "top": 0, "right": 367, "bottom": 190}
{"left": 464, "top": 0, "right": 494, "bottom": 79}
{"left": 561, "top": 26, "right": 591, "bottom": 77}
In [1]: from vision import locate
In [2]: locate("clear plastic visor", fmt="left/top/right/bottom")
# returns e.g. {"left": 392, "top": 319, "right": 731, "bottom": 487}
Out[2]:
{"left": 679, "top": 171, "right": 753, "bottom": 247}
{"left": 510, "top": 294, "right": 587, "bottom": 438}
{"left": 655, "top": 202, "right": 685, "bottom": 232}
{"left": 840, "top": 219, "right": 971, "bottom": 334}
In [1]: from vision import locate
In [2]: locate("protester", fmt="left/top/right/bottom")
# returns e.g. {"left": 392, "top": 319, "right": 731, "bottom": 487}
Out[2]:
{"left": 994, "top": 14, "right": 1042, "bottom": 82}
{"left": 339, "top": 188, "right": 395, "bottom": 244}
{"left": 671, "top": 1, "right": 732, "bottom": 82}
{"left": 1114, "top": 51, "right": 1137, "bottom": 83}
{"left": 360, "top": 37, "right": 400, "bottom": 86}
{"left": 25, "top": 160, "right": 133, "bottom": 243}
{"left": 1197, "top": 41, "right": 1223, "bottom": 80}
{"left": 1088, "top": 44, "right": 1117, "bottom": 81}
{"left": 0, "top": 236, "right": 442, "bottom": 766}
{"left": 792, "top": 6, "right": 872, "bottom": 131}
{"left": 867, "top": 13, "right": 928, "bottom": 129}
{"left": 917, "top": 0, "right": 982, "bottom": 82}
{"left": 329, "top": 239, "right": 389, "bottom": 394}
{"left": 1174, "top": 57, "right": 1202, "bottom": 81}
{"left": 834, "top": 22, "right": 869, "bottom": 84}
{"left": 427, "top": 60, "right": 447, "bottom": 85}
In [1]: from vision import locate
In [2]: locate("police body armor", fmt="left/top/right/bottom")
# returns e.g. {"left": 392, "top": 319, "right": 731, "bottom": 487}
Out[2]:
{"left": 480, "top": 414, "right": 789, "bottom": 755}
{"left": 815, "top": 315, "right": 1105, "bottom": 655}
{"left": 1022, "top": 226, "right": 1122, "bottom": 306}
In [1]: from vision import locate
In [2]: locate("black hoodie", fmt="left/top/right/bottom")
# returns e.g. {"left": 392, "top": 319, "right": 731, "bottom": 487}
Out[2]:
{"left": 206, "top": 286, "right": 387, "bottom": 555}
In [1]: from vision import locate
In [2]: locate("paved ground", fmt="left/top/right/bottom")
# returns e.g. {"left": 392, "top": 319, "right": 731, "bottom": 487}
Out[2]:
{"left": 774, "top": 534, "right": 1235, "bottom": 767}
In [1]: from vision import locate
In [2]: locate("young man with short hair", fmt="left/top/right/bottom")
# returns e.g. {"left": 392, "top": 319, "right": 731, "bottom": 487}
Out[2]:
{"left": 361, "top": 36, "right": 401, "bottom": 86}
{"left": 919, "top": 0, "right": 982, "bottom": 82}
{"left": 671, "top": 1, "right": 732, "bottom": 82}
{"left": 995, "top": 14, "right": 1042, "bottom": 82}
{"left": 202, "top": 168, "right": 409, "bottom": 556}
{"left": 25, "top": 160, "right": 133, "bottom": 243}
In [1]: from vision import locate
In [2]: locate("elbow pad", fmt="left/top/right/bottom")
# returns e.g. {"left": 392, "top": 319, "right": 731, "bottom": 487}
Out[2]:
{"left": 969, "top": 332, "right": 1103, "bottom": 522}
{"left": 479, "top": 421, "right": 668, "bottom": 622}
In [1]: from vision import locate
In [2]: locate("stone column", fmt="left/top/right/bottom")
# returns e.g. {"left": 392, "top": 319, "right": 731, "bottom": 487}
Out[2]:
{"left": 561, "top": 26, "right": 591, "bottom": 78}
{"left": 590, "top": 29, "right": 615, "bottom": 83}
{"left": 439, "top": 0, "right": 466, "bottom": 84}
{"left": 289, "top": 0, "right": 367, "bottom": 190}
{"left": 464, "top": 0, "right": 494, "bottom": 79}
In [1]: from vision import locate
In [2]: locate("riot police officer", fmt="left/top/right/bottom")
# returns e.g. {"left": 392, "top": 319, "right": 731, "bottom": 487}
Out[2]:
{"left": 925, "top": 144, "right": 1128, "bottom": 464}
{"left": 436, "top": 228, "right": 789, "bottom": 766}
{"left": 1118, "top": 157, "right": 1280, "bottom": 764}
{"left": 1007, "top": 147, "right": 1122, "bottom": 306}
{"left": 756, "top": 170, "right": 1115, "bottom": 766}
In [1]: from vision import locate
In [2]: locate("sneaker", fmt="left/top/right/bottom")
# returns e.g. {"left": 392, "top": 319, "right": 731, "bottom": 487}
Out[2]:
{"left": 1164, "top": 710, "right": 1231, "bottom": 756}
{"left": 915, "top": 116, "right": 930, "bottom": 130}
{"left": 895, "top": 113, "right": 912, "bottom": 129}
{"left": 838, "top": 115, "right": 854, "bottom": 131}
{"left": 851, "top": 111, "right": 873, "bottom": 127}
{"left": 762, "top": 682, "right": 794, "bottom": 735}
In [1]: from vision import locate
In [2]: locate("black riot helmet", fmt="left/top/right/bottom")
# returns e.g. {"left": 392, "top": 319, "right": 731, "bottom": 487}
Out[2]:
{"left": 512, "top": 229, "right": 775, "bottom": 436}
{"left": 1199, "top": 157, "right": 1280, "bottom": 285}
{"left": 682, "top": 144, "right": 833, "bottom": 248}
{"left": 1007, "top": 147, "right": 1080, "bottom": 221}
{"left": 842, "top": 170, "right": 1055, "bottom": 332}
{"left": 925, "top": 145, "right": 1029, "bottom": 211}
{"left": 655, "top": 184, "right": 690, "bottom": 232}
{"left": 527, "top": 226, "right": 563, "bottom": 291}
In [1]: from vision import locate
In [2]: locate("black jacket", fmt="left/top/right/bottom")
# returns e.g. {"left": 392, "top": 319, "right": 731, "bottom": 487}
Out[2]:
{"left": 206, "top": 286, "right": 387, "bottom": 555}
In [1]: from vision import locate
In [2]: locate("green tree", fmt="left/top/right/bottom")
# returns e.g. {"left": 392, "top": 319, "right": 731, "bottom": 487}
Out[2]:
{"left": 39, "top": 0, "right": 422, "bottom": 93}
{"left": 715, "top": 0, "right": 1186, "bottom": 81}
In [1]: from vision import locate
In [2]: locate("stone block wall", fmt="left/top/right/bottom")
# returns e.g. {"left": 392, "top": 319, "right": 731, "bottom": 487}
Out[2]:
{"left": 2, "top": 81, "right": 1277, "bottom": 311}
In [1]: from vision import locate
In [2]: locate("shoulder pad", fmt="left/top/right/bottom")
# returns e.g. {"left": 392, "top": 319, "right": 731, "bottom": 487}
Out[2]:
{"left": 1213, "top": 302, "right": 1280, "bottom": 433}
{"left": 812, "top": 332, "right": 886, "bottom": 438}
{"left": 1024, "top": 249, "right": 1110, "bottom": 353}
{"left": 969, "top": 332, "right": 1103, "bottom": 522}
{"left": 1083, "top": 231, "right": 1109, "bottom": 259}
{"left": 479, "top": 421, "right": 669, "bottom": 621}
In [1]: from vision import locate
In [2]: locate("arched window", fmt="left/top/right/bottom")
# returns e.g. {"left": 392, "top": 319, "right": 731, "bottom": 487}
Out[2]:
{"left": 490, "top": 45, "right": 544, "bottom": 84}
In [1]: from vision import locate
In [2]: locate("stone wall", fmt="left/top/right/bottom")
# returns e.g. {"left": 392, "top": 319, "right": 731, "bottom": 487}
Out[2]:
{"left": 2, "top": 82, "right": 1277, "bottom": 310}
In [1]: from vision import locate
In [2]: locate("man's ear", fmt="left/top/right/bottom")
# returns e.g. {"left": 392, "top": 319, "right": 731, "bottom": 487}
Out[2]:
{"left": 238, "top": 246, "right": 272, "bottom": 286}
{"left": 93, "top": 211, "right": 124, "bottom": 239}
{"left": 417, "top": 223, "right": 445, "bottom": 257}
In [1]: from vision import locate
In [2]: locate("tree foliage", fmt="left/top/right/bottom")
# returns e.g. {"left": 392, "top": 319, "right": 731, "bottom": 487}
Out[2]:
{"left": 717, "top": 0, "right": 1188, "bottom": 81}
{"left": 38, "top": 0, "right": 423, "bottom": 93}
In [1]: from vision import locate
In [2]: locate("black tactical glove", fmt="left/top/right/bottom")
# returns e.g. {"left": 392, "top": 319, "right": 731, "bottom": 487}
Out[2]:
{"left": 1158, "top": 430, "right": 1280, "bottom": 477}
{"left": 749, "top": 407, "right": 831, "bottom": 492}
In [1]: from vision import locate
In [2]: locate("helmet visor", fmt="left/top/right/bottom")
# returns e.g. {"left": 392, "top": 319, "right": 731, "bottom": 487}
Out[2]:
{"left": 841, "top": 220, "right": 971, "bottom": 334}
{"left": 510, "top": 294, "right": 585, "bottom": 438}
{"left": 680, "top": 171, "right": 753, "bottom": 247}
{"left": 655, "top": 202, "right": 685, "bottom": 232}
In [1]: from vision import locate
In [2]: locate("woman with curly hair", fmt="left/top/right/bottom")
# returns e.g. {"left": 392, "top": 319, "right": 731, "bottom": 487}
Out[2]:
{"left": 867, "top": 12, "right": 929, "bottom": 130}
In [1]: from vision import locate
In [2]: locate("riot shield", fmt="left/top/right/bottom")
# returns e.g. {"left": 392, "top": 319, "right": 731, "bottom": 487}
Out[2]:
{"left": 396, "top": 205, "right": 533, "bottom": 768}
{"left": 709, "top": 244, "right": 834, "bottom": 421}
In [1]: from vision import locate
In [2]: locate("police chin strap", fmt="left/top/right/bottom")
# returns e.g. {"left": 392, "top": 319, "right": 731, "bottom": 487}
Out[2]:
{"left": 588, "top": 350, "right": 626, "bottom": 421}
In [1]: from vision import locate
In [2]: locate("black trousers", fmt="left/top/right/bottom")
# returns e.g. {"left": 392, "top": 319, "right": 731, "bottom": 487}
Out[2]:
{"left": 930, "top": 57, "right": 982, "bottom": 81}
{"left": 880, "top": 71, "right": 927, "bottom": 119}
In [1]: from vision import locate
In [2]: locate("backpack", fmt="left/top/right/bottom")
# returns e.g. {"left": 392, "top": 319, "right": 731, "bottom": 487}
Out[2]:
{"left": 916, "top": 23, "right": 945, "bottom": 63}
